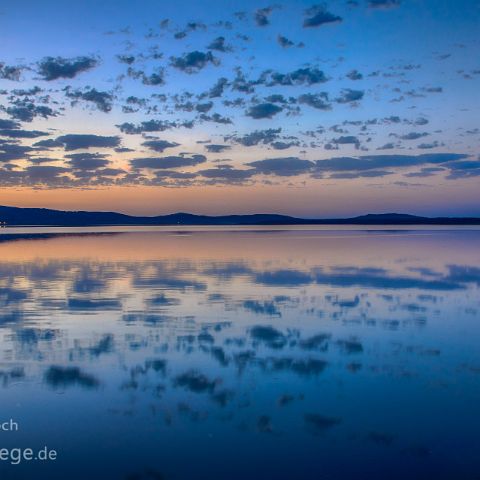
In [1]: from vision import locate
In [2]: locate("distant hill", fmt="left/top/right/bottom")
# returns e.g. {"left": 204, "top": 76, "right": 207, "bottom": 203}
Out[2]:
{"left": 0, "top": 205, "right": 479, "bottom": 226}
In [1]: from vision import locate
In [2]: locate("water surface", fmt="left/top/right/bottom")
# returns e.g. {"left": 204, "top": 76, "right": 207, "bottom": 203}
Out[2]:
{"left": 0, "top": 228, "right": 479, "bottom": 479}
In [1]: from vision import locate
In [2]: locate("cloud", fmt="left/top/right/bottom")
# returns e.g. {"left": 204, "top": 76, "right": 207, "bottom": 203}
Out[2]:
{"left": 204, "top": 77, "right": 228, "bottom": 98}
{"left": 153, "top": 170, "right": 198, "bottom": 180}
{"left": 32, "top": 138, "right": 64, "bottom": 149}
{"left": 298, "top": 93, "right": 331, "bottom": 110}
{"left": 0, "top": 119, "right": 20, "bottom": 130}
{"left": 368, "top": 0, "right": 401, "bottom": 9}
{"left": 171, "top": 51, "right": 219, "bottom": 73}
{"left": 204, "top": 144, "right": 231, "bottom": 153}
{"left": 314, "top": 153, "right": 468, "bottom": 173}
{"left": 0, "top": 129, "right": 48, "bottom": 139}
{"left": 65, "top": 87, "right": 114, "bottom": 113}
{"left": 444, "top": 160, "right": 480, "bottom": 179}
{"left": 117, "top": 54, "right": 135, "bottom": 65}
{"left": 199, "top": 113, "right": 232, "bottom": 124}
{"left": 330, "top": 135, "right": 361, "bottom": 148}
{"left": 141, "top": 139, "right": 180, "bottom": 152}
{"left": 131, "top": 154, "right": 207, "bottom": 169}
{"left": 277, "top": 35, "right": 294, "bottom": 48}
{"left": 0, "top": 141, "right": 34, "bottom": 162}
{"left": 65, "top": 153, "right": 110, "bottom": 170}
{"left": 0, "top": 63, "right": 23, "bottom": 81}
{"left": 23, "top": 165, "right": 70, "bottom": 183}
{"left": 225, "top": 128, "right": 282, "bottom": 147}
{"left": 246, "top": 157, "right": 315, "bottom": 176}
{"left": 398, "top": 132, "right": 429, "bottom": 141}
{"left": 329, "top": 170, "right": 392, "bottom": 178}
{"left": 37, "top": 56, "right": 98, "bottom": 80}
{"left": 303, "top": 5, "right": 342, "bottom": 28}
{"left": 255, "top": 7, "right": 274, "bottom": 26}
{"left": 207, "top": 37, "right": 232, "bottom": 52}
{"left": 197, "top": 167, "right": 255, "bottom": 181}
{"left": 6, "top": 102, "right": 56, "bottom": 122}
{"left": 246, "top": 103, "right": 283, "bottom": 119}
{"left": 117, "top": 119, "right": 193, "bottom": 134}
{"left": 346, "top": 69, "right": 363, "bottom": 80}
{"left": 56, "top": 134, "right": 121, "bottom": 151}
{"left": 265, "top": 67, "right": 328, "bottom": 86}
{"left": 404, "top": 167, "right": 445, "bottom": 178}
{"left": 271, "top": 141, "right": 300, "bottom": 150}
{"left": 336, "top": 89, "right": 364, "bottom": 103}
{"left": 141, "top": 70, "right": 165, "bottom": 86}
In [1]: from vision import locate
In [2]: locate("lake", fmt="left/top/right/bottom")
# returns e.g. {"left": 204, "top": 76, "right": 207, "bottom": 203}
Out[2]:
{"left": 0, "top": 227, "right": 479, "bottom": 479}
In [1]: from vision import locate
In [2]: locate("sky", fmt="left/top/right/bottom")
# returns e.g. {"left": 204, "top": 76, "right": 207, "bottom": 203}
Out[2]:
{"left": 0, "top": 0, "right": 479, "bottom": 217}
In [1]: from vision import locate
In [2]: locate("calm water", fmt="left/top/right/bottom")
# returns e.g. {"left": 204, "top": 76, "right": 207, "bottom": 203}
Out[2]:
{"left": 0, "top": 228, "right": 479, "bottom": 479}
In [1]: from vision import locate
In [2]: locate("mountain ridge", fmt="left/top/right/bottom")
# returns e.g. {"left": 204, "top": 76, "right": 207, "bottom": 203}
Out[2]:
{"left": 0, "top": 205, "right": 479, "bottom": 226}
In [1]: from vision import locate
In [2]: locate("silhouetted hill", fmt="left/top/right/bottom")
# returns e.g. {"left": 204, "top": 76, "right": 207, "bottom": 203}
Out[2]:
{"left": 0, "top": 205, "right": 479, "bottom": 226}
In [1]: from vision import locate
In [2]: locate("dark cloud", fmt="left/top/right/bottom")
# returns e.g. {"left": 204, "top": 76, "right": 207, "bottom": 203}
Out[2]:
{"left": 271, "top": 141, "right": 300, "bottom": 150}
{"left": 65, "top": 87, "right": 114, "bottom": 113}
{"left": 140, "top": 70, "right": 165, "bottom": 86}
{"left": 207, "top": 37, "right": 232, "bottom": 52}
{"left": 23, "top": 165, "right": 70, "bottom": 183}
{"left": 266, "top": 67, "right": 328, "bottom": 86}
{"left": 303, "top": 5, "right": 342, "bottom": 28}
{"left": 331, "top": 136, "right": 361, "bottom": 148}
{"left": 246, "top": 103, "right": 282, "bottom": 119}
{"left": 196, "top": 102, "right": 213, "bottom": 113}
{"left": 171, "top": 51, "right": 219, "bottom": 73}
{"left": 304, "top": 414, "right": 341, "bottom": 433}
{"left": 199, "top": 113, "right": 232, "bottom": 124}
{"left": 247, "top": 157, "right": 315, "bottom": 176}
{"left": 336, "top": 89, "right": 364, "bottom": 103}
{"left": 56, "top": 134, "right": 121, "bottom": 151}
{"left": 314, "top": 153, "right": 468, "bottom": 173}
{"left": 6, "top": 102, "right": 56, "bottom": 122}
{"left": 0, "top": 129, "right": 48, "bottom": 139}
{"left": 444, "top": 160, "right": 480, "bottom": 179}
{"left": 398, "top": 132, "right": 429, "bottom": 141}
{"left": 32, "top": 138, "right": 64, "bottom": 149}
{"left": 225, "top": 128, "right": 282, "bottom": 147}
{"left": 329, "top": 170, "right": 392, "bottom": 178}
{"left": 117, "top": 54, "right": 136, "bottom": 65}
{"left": 204, "top": 77, "right": 228, "bottom": 98}
{"left": 298, "top": 93, "right": 331, "bottom": 110}
{"left": 255, "top": 7, "right": 274, "bottom": 26}
{"left": 117, "top": 119, "right": 193, "bottom": 134}
{"left": 0, "top": 63, "right": 23, "bottom": 81}
{"left": 0, "top": 119, "right": 20, "bottom": 130}
{"left": 37, "top": 56, "right": 98, "bottom": 81}
{"left": 198, "top": 167, "right": 255, "bottom": 181}
{"left": 346, "top": 69, "right": 363, "bottom": 80}
{"left": 131, "top": 154, "right": 206, "bottom": 169}
{"left": 404, "top": 167, "right": 445, "bottom": 178}
{"left": 205, "top": 144, "right": 231, "bottom": 153}
{"left": 368, "top": 0, "right": 401, "bottom": 9}
{"left": 66, "top": 153, "right": 110, "bottom": 170}
{"left": 277, "top": 35, "right": 294, "bottom": 48}
{"left": 142, "top": 139, "right": 180, "bottom": 152}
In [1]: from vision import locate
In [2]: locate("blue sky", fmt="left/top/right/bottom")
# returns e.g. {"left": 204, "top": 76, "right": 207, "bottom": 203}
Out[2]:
{"left": 0, "top": 0, "right": 479, "bottom": 216}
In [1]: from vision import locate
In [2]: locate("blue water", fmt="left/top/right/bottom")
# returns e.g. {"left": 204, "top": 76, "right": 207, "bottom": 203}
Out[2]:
{"left": 0, "top": 228, "right": 479, "bottom": 479}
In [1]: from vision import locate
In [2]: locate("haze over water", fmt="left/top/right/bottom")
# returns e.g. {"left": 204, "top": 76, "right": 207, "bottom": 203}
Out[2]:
{"left": 1, "top": 227, "right": 479, "bottom": 479}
